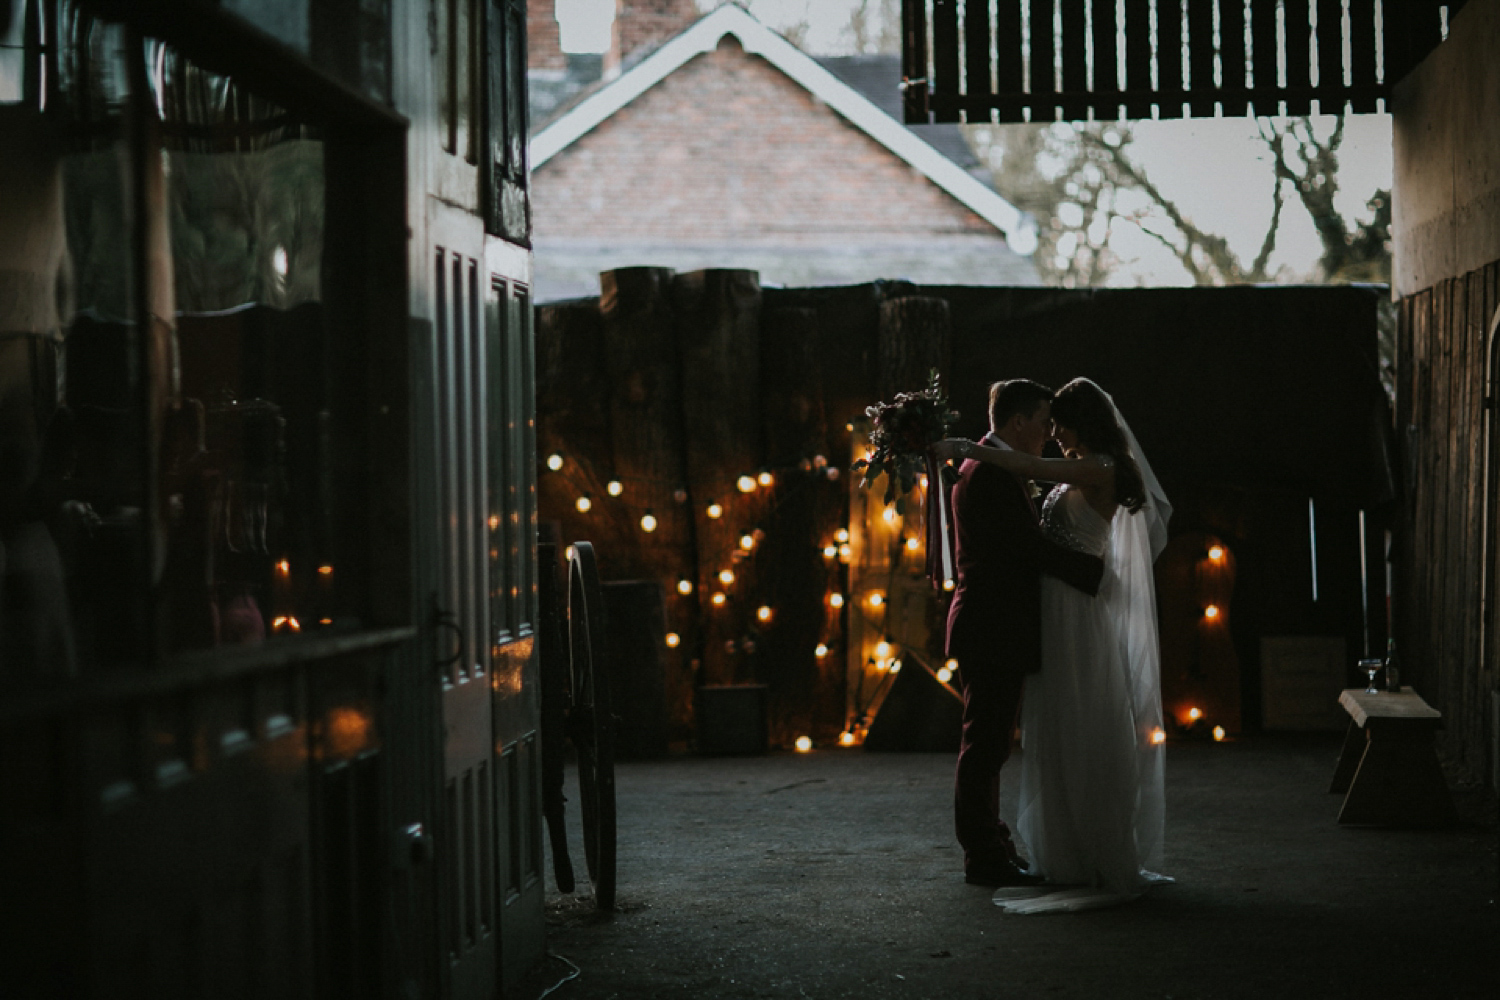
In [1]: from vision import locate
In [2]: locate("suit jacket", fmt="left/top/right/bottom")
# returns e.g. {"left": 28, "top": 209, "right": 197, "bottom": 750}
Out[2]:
{"left": 944, "top": 449, "right": 1105, "bottom": 677}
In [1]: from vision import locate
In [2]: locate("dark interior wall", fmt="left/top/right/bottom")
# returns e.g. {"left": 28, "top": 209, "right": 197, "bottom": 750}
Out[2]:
{"left": 538, "top": 280, "right": 1391, "bottom": 740}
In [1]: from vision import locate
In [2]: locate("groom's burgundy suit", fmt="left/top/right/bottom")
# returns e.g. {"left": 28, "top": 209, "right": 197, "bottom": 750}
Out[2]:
{"left": 946, "top": 436, "right": 1104, "bottom": 873}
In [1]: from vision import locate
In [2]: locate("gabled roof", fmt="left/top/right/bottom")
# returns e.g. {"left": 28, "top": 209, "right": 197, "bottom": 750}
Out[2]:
{"left": 529, "top": 4, "right": 1035, "bottom": 249}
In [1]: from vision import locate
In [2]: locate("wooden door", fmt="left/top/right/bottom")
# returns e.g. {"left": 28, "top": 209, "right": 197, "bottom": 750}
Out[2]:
{"left": 430, "top": 205, "right": 499, "bottom": 998}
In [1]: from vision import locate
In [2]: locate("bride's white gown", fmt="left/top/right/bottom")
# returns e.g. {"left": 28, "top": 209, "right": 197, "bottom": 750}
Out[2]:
{"left": 997, "top": 483, "right": 1168, "bottom": 914}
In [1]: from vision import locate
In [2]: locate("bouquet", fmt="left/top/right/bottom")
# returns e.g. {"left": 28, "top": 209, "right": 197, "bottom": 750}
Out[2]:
{"left": 851, "top": 370, "right": 960, "bottom": 590}
{"left": 852, "top": 369, "right": 960, "bottom": 515}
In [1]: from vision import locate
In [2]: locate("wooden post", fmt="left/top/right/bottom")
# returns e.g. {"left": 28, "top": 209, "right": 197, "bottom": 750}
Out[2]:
{"left": 597, "top": 267, "right": 700, "bottom": 738}
{"left": 674, "top": 269, "right": 762, "bottom": 691}
{"left": 759, "top": 307, "right": 843, "bottom": 743}
{"left": 877, "top": 295, "right": 952, "bottom": 401}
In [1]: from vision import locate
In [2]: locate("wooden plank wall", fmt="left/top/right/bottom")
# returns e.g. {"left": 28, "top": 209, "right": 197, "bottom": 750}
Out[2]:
{"left": 1395, "top": 259, "right": 1500, "bottom": 787}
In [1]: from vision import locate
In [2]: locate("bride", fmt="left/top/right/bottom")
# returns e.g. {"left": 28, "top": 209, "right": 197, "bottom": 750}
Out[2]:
{"left": 935, "top": 378, "right": 1172, "bottom": 913}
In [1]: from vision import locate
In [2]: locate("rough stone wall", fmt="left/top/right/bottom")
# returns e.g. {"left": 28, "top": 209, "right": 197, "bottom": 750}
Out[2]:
{"left": 533, "top": 37, "right": 1001, "bottom": 247}
{"left": 527, "top": 0, "right": 566, "bottom": 71}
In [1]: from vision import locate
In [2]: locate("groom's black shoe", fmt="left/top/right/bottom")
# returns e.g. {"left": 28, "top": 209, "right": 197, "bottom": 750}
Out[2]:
{"left": 965, "top": 860, "right": 1044, "bottom": 887}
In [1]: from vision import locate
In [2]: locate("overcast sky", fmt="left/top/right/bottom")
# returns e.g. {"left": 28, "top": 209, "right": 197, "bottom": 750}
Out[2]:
{"left": 550, "top": 0, "right": 1394, "bottom": 286}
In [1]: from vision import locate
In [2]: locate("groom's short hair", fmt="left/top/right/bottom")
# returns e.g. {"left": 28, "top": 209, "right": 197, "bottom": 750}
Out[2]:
{"left": 989, "top": 379, "right": 1055, "bottom": 430}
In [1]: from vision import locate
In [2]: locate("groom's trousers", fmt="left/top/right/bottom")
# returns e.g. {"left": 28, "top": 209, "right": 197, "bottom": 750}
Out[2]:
{"left": 954, "top": 658, "right": 1026, "bottom": 869}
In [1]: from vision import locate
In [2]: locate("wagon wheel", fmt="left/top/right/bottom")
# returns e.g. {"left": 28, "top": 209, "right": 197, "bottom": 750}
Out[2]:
{"left": 567, "top": 542, "right": 617, "bottom": 911}
{"left": 536, "top": 541, "right": 575, "bottom": 893}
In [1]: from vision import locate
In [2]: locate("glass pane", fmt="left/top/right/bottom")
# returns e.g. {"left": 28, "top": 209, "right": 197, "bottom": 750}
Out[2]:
{"left": 2, "top": 14, "right": 142, "bottom": 679}
{"left": 515, "top": 285, "right": 534, "bottom": 630}
{"left": 486, "top": 277, "right": 512, "bottom": 640}
{"left": 150, "top": 40, "right": 348, "bottom": 653}
{"left": 503, "top": 283, "right": 523, "bottom": 633}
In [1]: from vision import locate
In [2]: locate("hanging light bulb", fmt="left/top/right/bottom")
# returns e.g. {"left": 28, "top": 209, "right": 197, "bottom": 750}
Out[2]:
{"left": 943, "top": 578, "right": 956, "bottom": 591}
{"left": 829, "top": 593, "right": 845, "bottom": 609}
{"left": 575, "top": 494, "right": 593, "bottom": 513}
{"left": 677, "top": 578, "right": 694, "bottom": 595}
{"left": 1188, "top": 707, "right": 1203, "bottom": 721}
{"left": 936, "top": 665, "right": 954, "bottom": 684}
{"left": 565, "top": 545, "right": 577, "bottom": 562}
{"left": 875, "top": 640, "right": 892, "bottom": 659}
{"left": 607, "top": 480, "right": 624, "bottom": 496}
{"left": 740, "top": 533, "right": 755, "bottom": 550}
{"left": 711, "top": 592, "right": 727, "bottom": 606}
{"left": 719, "top": 568, "right": 735, "bottom": 586}
{"left": 758, "top": 471, "right": 774, "bottom": 487}
{"left": 757, "top": 606, "right": 773, "bottom": 622}
{"left": 1213, "top": 726, "right": 1227, "bottom": 742}
{"left": 1150, "top": 728, "right": 1167, "bottom": 745}
{"left": 1208, "top": 544, "right": 1225, "bottom": 561}
{"left": 794, "top": 736, "right": 813, "bottom": 753}
{"left": 868, "top": 592, "right": 884, "bottom": 608}
{"left": 737, "top": 475, "right": 757, "bottom": 493}
{"left": 276, "top": 559, "right": 290, "bottom": 577}
{"left": 838, "top": 543, "right": 852, "bottom": 560}
{"left": 838, "top": 731, "right": 856, "bottom": 746}
{"left": 1204, "top": 605, "right": 1221, "bottom": 620}
{"left": 905, "top": 537, "right": 920, "bottom": 551}
{"left": 815, "top": 643, "right": 829, "bottom": 657}
{"left": 665, "top": 633, "right": 681, "bottom": 648}
{"left": 835, "top": 529, "right": 849, "bottom": 543}
{"left": 882, "top": 508, "right": 897, "bottom": 524}
{"left": 640, "top": 511, "right": 658, "bottom": 532}
{"left": 706, "top": 503, "right": 723, "bottom": 519}
{"left": 546, "top": 453, "right": 564, "bottom": 471}
{"left": 889, "top": 659, "right": 902, "bottom": 674}
{"left": 823, "top": 545, "right": 838, "bottom": 559}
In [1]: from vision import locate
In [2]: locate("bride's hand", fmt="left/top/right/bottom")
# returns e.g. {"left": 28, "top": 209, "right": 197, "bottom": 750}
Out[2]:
{"left": 931, "top": 438, "right": 973, "bottom": 462}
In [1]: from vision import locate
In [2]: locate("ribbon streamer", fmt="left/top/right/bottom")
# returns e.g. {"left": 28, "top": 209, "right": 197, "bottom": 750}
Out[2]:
{"left": 925, "top": 452, "right": 955, "bottom": 590}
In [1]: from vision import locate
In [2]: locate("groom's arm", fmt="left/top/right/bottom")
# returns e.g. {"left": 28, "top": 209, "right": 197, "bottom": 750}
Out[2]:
{"left": 969, "top": 466, "right": 1104, "bottom": 597}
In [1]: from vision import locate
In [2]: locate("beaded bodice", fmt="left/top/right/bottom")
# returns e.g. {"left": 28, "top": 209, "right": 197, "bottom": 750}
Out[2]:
{"left": 1041, "top": 484, "right": 1112, "bottom": 556}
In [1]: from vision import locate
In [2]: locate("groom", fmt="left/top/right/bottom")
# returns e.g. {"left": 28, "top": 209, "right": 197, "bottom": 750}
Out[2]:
{"left": 946, "top": 379, "right": 1106, "bottom": 886}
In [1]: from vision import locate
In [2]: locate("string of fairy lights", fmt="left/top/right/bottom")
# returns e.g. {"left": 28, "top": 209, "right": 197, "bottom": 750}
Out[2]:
{"left": 542, "top": 433, "right": 950, "bottom": 746}
{"left": 544, "top": 433, "right": 1240, "bottom": 748}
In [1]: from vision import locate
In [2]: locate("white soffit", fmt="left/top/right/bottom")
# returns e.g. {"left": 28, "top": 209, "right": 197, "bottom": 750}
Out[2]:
{"left": 529, "top": 4, "right": 1028, "bottom": 242}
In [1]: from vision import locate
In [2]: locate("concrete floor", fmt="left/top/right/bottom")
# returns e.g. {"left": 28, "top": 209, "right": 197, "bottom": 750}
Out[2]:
{"left": 521, "top": 736, "right": 1498, "bottom": 1000}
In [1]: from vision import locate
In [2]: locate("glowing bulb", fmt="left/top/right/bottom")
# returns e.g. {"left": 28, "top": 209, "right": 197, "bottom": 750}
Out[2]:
{"left": 740, "top": 534, "right": 755, "bottom": 550}
{"left": 665, "top": 632, "right": 681, "bottom": 648}
{"left": 906, "top": 537, "right": 920, "bottom": 551}
{"left": 875, "top": 640, "right": 892, "bottom": 659}
{"left": 945, "top": 659, "right": 958, "bottom": 672}
{"left": 814, "top": 454, "right": 828, "bottom": 468}
{"left": 794, "top": 736, "right": 813, "bottom": 753}
{"left": 272, "top": 616, "right": 288, "bottom": 629}
{"left": 829, "top": 593, "right": 845, "bottom": 609}
{"left": 1213, "top": 726, "right": 1226, "bottom": 742}
{"left": 1204, "top": 605, "right": 1221, "bottom": 619}
{"left": 838, "top": 544, "right": 852, "bottom": 560}
{"left": 839, "top": 731, "right": 856, "bottom": 746}
{"left": 1188, "top": 707, "right": 1203, "bottom": 721}
{"left": 943, "top": 579, "right": 956, "bottom": 592}
{"left": 823, "top": 545, "right": 838, "bottom": 559}
{"left": 276, "top": 559, "right": 290, "bottom": 577}
{"left": 565, "top": 545, "right": 577, "bottom": 562}
{"left": 936, "top": 666, "right": 953, "bottom": 684}
{"left": 640, "top": 512, "right": 658, "bottom": 532}
{"left": 318, "top": 564, "right": 333, "bottom": 577}
{"left": 815, "top": 644, "right": 829, "bottom": 657}
{"left": 719, "top": 569, "right": 735, "bottom": 586}
{"left": 889, "top": 660, "right": 902, "bottom": 674}
{"left": 1208, "top": 545, "right": 1225, "bottom": 561}
{"left": 319, "top": 617, "right": 332, "bottom": 625}
{"left": 835, "top": 529, "right": 849, "bottom": 543}
{"left": 706, "top": 503, "right": 723, "bottom": 519}
{"left": 711, "top": 592, "right": 727, "bottom": 606}
{"left": 882, "top": 508, "right": 897, "bottom": 524}
{"left": 757, "top": 606, "right": 773, "bottom": 622}
{"left": 575, "top": 495, "right": 592, "bottom": 513}
{"left": 737, "top": 475, "right": 757, "bottom": 493}
{"left": 488, "top": 515, "right": 500, "bottom": 530}
{"left": 868, "top": 592, "right": 884, "bottom": 608}
{"left": 1150, "top": 728, "right": 1167, "bottom": 745}
{"left": 677, "top": 578, "right": 694, "bottom": 595}
{"left": 758, "top": 471, "right": 774, "bottom": 486}
{"left": 607, "top": 480, "right": 623, "bottom": 496}
{"left": 546, "top": 453, "right": 564, "bottom": 471}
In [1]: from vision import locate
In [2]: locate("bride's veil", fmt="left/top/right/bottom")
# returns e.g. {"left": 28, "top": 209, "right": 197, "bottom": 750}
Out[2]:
{"left": 1092, "top": 380, "right": 1170, "bottom": 874}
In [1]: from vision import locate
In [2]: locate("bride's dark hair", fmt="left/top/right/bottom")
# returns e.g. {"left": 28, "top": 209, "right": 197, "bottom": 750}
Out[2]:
{"left": 1050, "top": 379, "right": 1147, "bottom": 514}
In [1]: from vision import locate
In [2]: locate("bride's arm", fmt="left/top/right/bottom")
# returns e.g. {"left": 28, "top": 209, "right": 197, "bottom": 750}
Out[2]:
{"left": 933, "top": 439, "right": 1113, "bottom": 486}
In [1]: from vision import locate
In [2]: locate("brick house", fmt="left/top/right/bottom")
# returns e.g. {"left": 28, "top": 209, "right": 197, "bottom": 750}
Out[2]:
{"left": 527, "top": 3, "right": 1040, "bottom": 301}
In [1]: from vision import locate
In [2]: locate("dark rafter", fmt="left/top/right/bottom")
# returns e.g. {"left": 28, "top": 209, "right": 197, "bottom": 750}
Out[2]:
{"left": 902, "top": 0, "right": 1460, "bottom": 124}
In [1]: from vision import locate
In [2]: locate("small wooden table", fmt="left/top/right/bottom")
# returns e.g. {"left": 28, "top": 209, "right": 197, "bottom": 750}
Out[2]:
{"left": 1330, "top": 688, "right": 1456, "bottom": 826}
